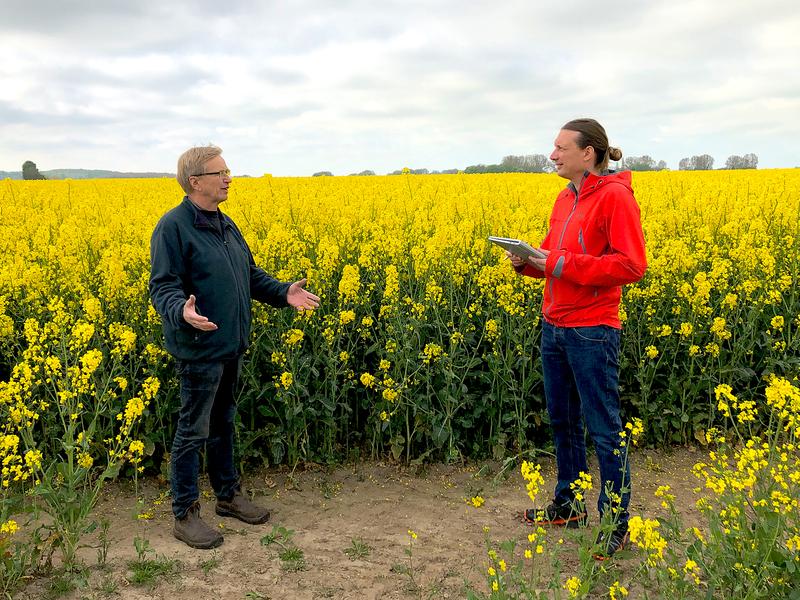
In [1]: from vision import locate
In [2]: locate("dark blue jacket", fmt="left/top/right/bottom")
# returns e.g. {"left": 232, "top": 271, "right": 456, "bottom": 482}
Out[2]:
{"left": 149, "top": 197, "right": 290, "bottom": 361}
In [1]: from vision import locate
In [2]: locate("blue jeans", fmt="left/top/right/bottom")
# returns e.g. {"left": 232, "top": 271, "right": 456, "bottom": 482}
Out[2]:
{"left": 541, "top": 321, "right": 630, "bottom": 524}
{"left": 171, "top": 357, "right": 242, "bottom": 519}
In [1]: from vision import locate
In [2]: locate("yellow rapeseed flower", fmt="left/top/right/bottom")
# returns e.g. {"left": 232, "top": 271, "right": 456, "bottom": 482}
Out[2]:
{"left": 0, "top": 519, "right": 18, "bottom": 535}
{"left": 279, "top": 372, "right": 293, "bottom": 389}
{"left": 609, "top": 581, "right": 629, "bottom": 599}
{"left": 564, "top": 576, "right": 581, "bottom": 597}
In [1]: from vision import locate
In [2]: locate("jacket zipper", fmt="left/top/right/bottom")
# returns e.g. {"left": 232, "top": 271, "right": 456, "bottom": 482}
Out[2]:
{"left": 217, "top": 222, "right": 248, "bottom": 350}
{"left": 545, "top": 173, "right": 588, "bottom": 323}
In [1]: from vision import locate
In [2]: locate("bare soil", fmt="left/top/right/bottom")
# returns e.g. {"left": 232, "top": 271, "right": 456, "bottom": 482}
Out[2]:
{"left": 18, "top": 447, "right": 705, "bottom": 600}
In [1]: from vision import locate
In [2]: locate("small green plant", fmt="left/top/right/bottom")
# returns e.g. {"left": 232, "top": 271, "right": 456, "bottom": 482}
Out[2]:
{"left": 260, "top": 525, "right": 306, "bottom": 572}
{"left": 126, "top": 536, "right": 180, "bottom": 587}
{"left": 244, "top": 592, "right": 266, "bottom": 599}
{"left": 199, "top": 550, "right": 221, "bottom": 575}
{"left": 45, "top": 566, "right": 89, "bottom": 599}
{"left": 260, "top": 525, "right": 295, "bottom": 548}
{"left": 390, "top": 562, "right": 410, "bottom": 575}
{"left": 401, "top": 529, "right": 420, "bottom": 594}
{"left": 0, "top": 516, "right": 46, "bottom": 598}
{"left": 278, "top": 546, "right": 306, "bottom": 572}
{"left": 133, "top": 536, "right": 151, "bottom": 562}
{"left": 46, "top": 575, "right": 78, "bottom": 599}
{"left": 96, "top": 518, "right": 111, "bottom": 568}
{"left": 344, "top": 537, "right": 371, "bottom": 560}
{"left": 318, "top": 478, "right": 342, "bottom": 499}
{"left": 97, "top": 575, "right": 118, "bottom": 596}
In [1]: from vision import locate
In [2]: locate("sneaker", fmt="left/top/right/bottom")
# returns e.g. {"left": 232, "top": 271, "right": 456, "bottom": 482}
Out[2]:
{"left": 592, "top": 525, "right": 629, "bottom": 560}
{"left": 523, "top": 500, "right": 588, "bottom": 528}
{"left": 215, "top": 490, "right": 271, "bottom": 525}
{"left": 173, "top": 502, "right": 224, "bottom": 549}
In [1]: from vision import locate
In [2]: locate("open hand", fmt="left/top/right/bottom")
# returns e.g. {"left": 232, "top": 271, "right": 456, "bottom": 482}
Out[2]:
{"left": 183, "top": 295, "right": 219, "bottom": 330}
{"left": 287, "top": 278, "right": 321, "bottom": 311}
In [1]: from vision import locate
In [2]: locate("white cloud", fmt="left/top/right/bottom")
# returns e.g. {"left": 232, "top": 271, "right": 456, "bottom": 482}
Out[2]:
{"left": 0, "top": 0, "right": 798, "bottom": 175}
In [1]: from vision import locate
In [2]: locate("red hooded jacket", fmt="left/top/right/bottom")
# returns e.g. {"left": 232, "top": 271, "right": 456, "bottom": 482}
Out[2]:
{"left": 517, "top": 170, "right": 647, "bottom": 328}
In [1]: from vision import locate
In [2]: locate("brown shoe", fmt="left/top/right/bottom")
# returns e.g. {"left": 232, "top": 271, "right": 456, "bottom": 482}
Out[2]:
{"left": 215, "top": 490, "right": 270, "bottom": 525}
{"left": 174, "top": 502, "right": 223, "bottom": 549}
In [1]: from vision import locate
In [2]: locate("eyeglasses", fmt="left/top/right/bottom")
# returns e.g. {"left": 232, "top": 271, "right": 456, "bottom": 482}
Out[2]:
{"left": 191, "top": 169, "right": 231, "bottom": 178}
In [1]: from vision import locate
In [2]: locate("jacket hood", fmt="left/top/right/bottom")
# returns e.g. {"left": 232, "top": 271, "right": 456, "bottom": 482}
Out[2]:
{"left": 582, "top": 170, "right": 633, "bottom": 196}
{"left": 567, "top": 170, "right": 633, "bottom": 199}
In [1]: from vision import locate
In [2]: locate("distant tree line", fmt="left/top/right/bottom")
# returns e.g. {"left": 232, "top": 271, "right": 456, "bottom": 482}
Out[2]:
{"left": 12, "top": 149, "right": 763, "bottom": 184}
{"left": 5, "top": 160, "right": 173, "bottom": 180}
{"left": 621, "top": 155, "right": 668, "bottom": 171}
{"left": 295, "top": 148, "right": 766, "bottom": 177}
{"left": 678, "top": 154, "right": 715, "bottom": 171}
{"left": 724, "top": 153, "right": 758, "bottom": 170}
{"left": 387, "top": 168, "right": 459, "bottom": 175}
{"left": 678, "top": 154, "right": 759, "bottom": 171}
{"left": 464, "top": 154, "right": 554, "bottom": 174}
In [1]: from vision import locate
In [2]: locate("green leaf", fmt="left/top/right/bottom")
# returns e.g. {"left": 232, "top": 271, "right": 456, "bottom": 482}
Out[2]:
{"left": 144, "top": 438, "right": 156, "bottom": 456}
{"left": 101, "top": 461, "right": 122, "bottom": 480}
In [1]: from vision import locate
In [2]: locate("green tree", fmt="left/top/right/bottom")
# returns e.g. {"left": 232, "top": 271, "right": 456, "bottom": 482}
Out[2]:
{"left": 500, "top": 154, "right": 554, "bottom": 173}
{"left": 678, "top": 154, "right": 715, "bottom": 171}
{"left": 22, "top": 160, "right": 46, "bottom": 180}
{"left": 725, "top": 153, "right": 758, "bottom": 170}
{"left": 621, "top": 155, "right": 668, "bottom": 171}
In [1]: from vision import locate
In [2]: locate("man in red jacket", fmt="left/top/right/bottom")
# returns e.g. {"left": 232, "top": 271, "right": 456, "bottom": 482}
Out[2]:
{"left": 509, "top": 118, "right": 647, "bottom": 559}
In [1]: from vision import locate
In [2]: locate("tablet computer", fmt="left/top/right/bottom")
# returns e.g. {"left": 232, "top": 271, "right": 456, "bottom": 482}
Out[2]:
{"left": 488, "top": 236, "right": 547, "bottom": 260}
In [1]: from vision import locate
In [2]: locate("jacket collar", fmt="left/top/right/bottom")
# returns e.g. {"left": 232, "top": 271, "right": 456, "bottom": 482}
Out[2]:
{"left": 566, "top": 169, "right": 631, "bottom": 199}
{"left": 566, "top": 170, "right": 591, "bottom": 198}
{"left": 181, "top": 196, "right": 233, "bottom": 230}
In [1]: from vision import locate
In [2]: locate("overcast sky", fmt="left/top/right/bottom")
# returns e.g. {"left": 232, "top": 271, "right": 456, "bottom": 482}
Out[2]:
{"left": 1, "top": 0, "right": 798, "bottom": 176}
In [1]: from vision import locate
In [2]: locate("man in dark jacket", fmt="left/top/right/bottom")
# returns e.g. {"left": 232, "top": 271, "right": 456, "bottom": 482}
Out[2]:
{"left": 149, "top": 145, "right": 319, "bottom": 549}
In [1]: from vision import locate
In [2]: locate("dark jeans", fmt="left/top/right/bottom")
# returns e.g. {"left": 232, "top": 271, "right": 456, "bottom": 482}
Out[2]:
{"left": 171, "top": 357, "right": 242, "bottom": 519}
{"left": 541, "top": 321, "right": 630, "bottom": 524}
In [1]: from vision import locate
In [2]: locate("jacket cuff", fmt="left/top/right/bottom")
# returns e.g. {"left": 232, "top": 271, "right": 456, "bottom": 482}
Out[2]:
{"left": 514, "top": 262, "right": 539, "bottom": 277}
{"left": 546, "top": 251, "right": 566, "bottom": 279}
{"left": 175, "top": 304, "right": 193, "bottom": 330}
{"left": 280, "top": 282, "right": 292, "bottom": 308}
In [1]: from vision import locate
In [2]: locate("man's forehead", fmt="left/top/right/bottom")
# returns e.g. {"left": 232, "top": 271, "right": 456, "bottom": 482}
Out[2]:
{"left": 205, "top": 155, "right": 227, "bottom": 167}
{"left": 554, "top": 130, "right": 579, "bottom": 145}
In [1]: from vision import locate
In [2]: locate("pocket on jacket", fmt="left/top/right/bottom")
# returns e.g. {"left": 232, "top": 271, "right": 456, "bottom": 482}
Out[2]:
{"left": 175, "top": 327, "right": 206, "bottom": 347}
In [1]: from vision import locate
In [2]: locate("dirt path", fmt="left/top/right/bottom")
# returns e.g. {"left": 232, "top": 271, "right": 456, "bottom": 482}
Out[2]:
{"left": 20, "top": 448, "right": 704, "bottom": 599}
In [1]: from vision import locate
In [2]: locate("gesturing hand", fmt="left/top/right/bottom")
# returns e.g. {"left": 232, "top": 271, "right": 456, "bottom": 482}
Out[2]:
{"left": 287, "top": 278, "right": 321, "bottom": 311}
{"left": 183, "top": 294, "right": 219, "bottom": 330}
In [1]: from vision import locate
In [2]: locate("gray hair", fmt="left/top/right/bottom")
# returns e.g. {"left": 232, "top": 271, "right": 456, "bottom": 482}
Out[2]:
{"left": 176, "top": 145, "right": 222, "bottom": 194}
